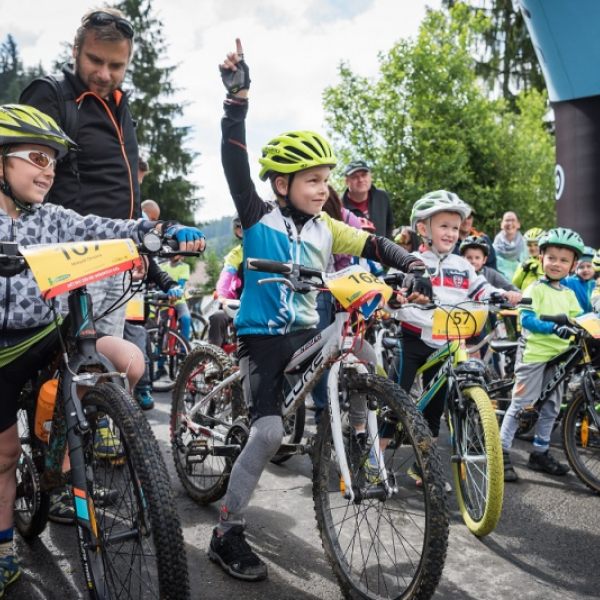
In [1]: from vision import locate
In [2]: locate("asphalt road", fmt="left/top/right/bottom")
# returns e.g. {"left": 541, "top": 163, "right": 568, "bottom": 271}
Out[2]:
{"left": 10, "top": 391, "right": 600, "bottom": 600}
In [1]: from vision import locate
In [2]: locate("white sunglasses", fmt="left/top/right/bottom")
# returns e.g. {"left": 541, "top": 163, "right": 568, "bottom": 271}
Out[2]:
{"left": 5, "top": 150, "right": 58, "bottom": 171}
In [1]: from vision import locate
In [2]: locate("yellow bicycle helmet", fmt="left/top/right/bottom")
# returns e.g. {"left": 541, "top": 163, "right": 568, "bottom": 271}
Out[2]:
{"left": 0, "top": 104, "right": 76, "bottom": 158}
{"left": 523, "top": 227, "right": 545, "bottom": 243}
{"left": 258, "top": 130, "right": 337, "bottom": 181}
{"left": 0, "top": 104, "right": 77, "bottom": 214}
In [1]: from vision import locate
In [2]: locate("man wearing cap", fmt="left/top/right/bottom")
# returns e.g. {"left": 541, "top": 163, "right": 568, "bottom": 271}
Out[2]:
{"left": 452, "top": 207, "right": 498, "bottom": 271}
{"left": 342, "top": 159, "right": 394, "bottom": 239}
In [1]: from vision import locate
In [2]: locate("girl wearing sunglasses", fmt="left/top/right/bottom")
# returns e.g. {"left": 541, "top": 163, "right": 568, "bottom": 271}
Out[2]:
{"left": 0, "top": 103, "right": 204, "bottom": 596}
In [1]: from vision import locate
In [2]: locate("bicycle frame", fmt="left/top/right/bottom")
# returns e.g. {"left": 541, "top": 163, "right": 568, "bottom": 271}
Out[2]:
{"left": 44, "top": 288, "right": 130, "bottom": 543}
{"left": 180, "top": 309, "right": 392, "bottom": 502}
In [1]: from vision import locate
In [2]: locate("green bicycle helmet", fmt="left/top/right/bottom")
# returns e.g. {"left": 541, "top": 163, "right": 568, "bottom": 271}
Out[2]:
{"left": 538, "top": 227, "right": 585, "bottom": 258}
{"left": 592, "top": 249, "right": 600, "bottom": 272}
{"left": 523, "top": 227, "right": 546, "bottom": 243}
{"left": 258, "top": 130, "right": 337, "bottom": 181}
{"left": 410, "top": 190, "right": 472, "bottom": 229}
{"left": 0, "top": 104, "right": 76, "bottom": 159}
{"left": 459, "top": 235, "right": 490, "bottom": 257}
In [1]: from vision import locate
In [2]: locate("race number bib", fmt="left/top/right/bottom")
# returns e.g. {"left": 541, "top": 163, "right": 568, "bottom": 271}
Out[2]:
{"left": 575, "top": 313, "right": 600, "bottom": 338}
{"left": 125, "top": 292, "right": 145, "bottom": 321}
{"left": 22, "top": 239, "right": 140, "bottom": 300}
{"left": 326, "top": 265, "right": 392, "bottom": 318}
{"left": 431, "top": 302, "right": 488, "bottom": 340}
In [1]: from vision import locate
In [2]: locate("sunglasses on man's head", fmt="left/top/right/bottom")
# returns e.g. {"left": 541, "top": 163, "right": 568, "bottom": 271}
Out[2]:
{"left": 5, "top": 150, "right": 57, "bottom": 171}
{"left": 526, "top": 242, "right": 539, "bottom": 247}
{"left": 83, "top": 11, "right": 135, "bottom": 39}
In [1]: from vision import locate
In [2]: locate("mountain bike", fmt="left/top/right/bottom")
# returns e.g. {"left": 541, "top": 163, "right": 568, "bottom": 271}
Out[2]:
{"left": 171, "top": 260, "right": 449, "bottom": 600}
{"left": 6, "top": 234, "right": 191, "bottom": 600}
{"left": 499, "top": 312, "right": 600, "bottom": 493}
{"left": 145, "top": 291, "right": 192, "bottom": 392}
{"left": 402, "top": 295, "right": 527, "bottom": 537}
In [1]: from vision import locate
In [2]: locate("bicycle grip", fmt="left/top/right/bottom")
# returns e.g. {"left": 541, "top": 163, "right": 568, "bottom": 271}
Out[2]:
{"left": 519, "top": 298, "right": 532, "bottom": 305}
{"left": 246, "top": 258, "right": 293, "bottom": 274}
{"left": 540, "top": 313, "right": 569, "bottom": 325}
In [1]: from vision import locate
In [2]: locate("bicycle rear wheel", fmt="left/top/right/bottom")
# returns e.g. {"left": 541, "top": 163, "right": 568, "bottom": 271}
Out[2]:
{"left": 451, "top": 386, "right": 504, "bottom": 537}
{"left": 562, "top": 390, "right": 600, "bottom": 492}
{"left": 14, "top": 386, "right": 50, "bottom": 539}
{"left": 313, "top": 374, "right": 449, "bottom": 600}
{"left": 171, "top": 345, "right": 244, "bottom": 504}
{"left": 80, "top": 383, "right": 189, "bottom": 599}
{"left": 147, "top": 326, "right": 190, "bottom": 392}
{"left": 189, "top": 311, "right": 208, "bottom": 344}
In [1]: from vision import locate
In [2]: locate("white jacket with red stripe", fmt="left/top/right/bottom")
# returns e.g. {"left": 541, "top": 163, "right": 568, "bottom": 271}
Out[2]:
{"left": 393, "top": 248, "right": 505, "bottom": 347}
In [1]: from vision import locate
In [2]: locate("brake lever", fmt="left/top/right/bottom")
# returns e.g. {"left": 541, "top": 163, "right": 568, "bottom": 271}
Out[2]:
{"left": 258, "top": 277, "right": 294, "bottom": 290}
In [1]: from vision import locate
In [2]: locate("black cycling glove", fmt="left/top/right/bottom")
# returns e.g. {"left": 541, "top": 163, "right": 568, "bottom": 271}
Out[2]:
{"left": 553, "top": 324, "right": 576, "bottom": 339}
{"left": 220, "top": 56, "right": 251, "bottom": 93}
{"left": 403, "top": 263, "right": 432, "bottom": 299}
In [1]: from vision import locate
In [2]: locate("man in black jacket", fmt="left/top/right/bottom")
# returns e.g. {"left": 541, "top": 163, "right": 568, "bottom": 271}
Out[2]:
{"left": 342, "top": 159, "right": 394, "bottom": 239}
{"left": 21, "top": 7, "right": 140, "bottom": 339}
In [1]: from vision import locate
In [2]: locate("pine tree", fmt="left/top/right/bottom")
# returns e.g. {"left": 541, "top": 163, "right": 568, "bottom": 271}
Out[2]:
{"left": 0, "top": 35, "right": 45, "bottom": 104}
{"left": 115, "top": 0, "right": 201, "bottom": 224}
{"left": 442, "top": 0, "right": 545, "bottom": 106}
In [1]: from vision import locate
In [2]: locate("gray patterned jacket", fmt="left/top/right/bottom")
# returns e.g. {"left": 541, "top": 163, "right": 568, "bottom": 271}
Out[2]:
{"left": 1, "top": 203, "right": 145, "bottom": 340}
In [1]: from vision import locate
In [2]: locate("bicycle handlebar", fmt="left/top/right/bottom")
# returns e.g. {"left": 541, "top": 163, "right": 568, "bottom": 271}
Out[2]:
{"left": 245, "top": 258, "right": 324, "bottom": 293}
{"left": 539, "top": 313, "right": 571, "bottom": 326}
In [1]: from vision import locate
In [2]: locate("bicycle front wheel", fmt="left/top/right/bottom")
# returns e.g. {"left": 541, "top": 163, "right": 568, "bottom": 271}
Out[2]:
{"left": 313, "top": 374, "right": 449, "bottom": 600}
{"left": 147, "top": 326, "right": 191, "bottom": 392}
{"left": 563, "top": 390, "right": 600, "bottom": 492}
{"left": 80, "top": 383, "right": 189, "bottom": 599}
{"left": 171, "top": 345, "right": 244, "bottom": 504}
{"left": 452, "top": 385, "right": 504, "bottom": 537}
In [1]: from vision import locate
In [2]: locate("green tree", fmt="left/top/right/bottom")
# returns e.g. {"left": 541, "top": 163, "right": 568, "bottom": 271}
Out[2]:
{"left": 442, "top": 0, "right": 545, "bottom": 105}
{"left": 201, "top": 250, "right": 222, "bottom": 294}
{"left": 0, "top": 35, "right": 45, "bottom": 104}
{"left": 115, "top": 0, "right": 201, "bottom": 224}
{"left": 323, "top": 4, "right": 555, "bottom": 234}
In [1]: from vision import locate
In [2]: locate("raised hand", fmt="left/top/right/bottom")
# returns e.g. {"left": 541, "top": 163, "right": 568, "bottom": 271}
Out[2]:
{"left": 219, "top": 38, "right": 250, "bottom": 96}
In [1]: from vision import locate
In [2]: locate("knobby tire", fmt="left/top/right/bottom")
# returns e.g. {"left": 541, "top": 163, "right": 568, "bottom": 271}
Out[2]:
{"left": 80, "top": 383, "right": 189, "bottom": 599}
{"left": 313, "top": 374, "right": 449, "bottom": 600}
{"left": 452, "top": 386, "right": 504, "bottom": 537}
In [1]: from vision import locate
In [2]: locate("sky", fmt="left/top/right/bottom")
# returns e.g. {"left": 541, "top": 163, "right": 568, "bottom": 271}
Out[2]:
{"left": 0, "top": 0, "right": 442, "bottom": 223}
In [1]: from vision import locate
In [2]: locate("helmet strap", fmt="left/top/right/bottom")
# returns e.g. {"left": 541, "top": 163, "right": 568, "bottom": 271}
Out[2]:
{"left": 0, "top": 148, "right": 35, "bottom": 215}
{"left": 423, "top": 218, "right": 445, "bottom": 261}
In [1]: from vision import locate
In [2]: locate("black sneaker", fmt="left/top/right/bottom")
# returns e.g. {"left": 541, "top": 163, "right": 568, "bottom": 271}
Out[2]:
{"left": 503, "top": 450, "right": 519, "bottom": 482}
{"left": 208, "top": 526, "right": 268, "bottom": 581}
{"left": 527, "top": 450, "right": 570, "bottom": 476}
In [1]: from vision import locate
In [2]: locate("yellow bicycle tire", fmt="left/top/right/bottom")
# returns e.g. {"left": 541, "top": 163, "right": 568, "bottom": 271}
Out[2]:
{"left": 452, "top": 385, "right": 504, "bottom": 537}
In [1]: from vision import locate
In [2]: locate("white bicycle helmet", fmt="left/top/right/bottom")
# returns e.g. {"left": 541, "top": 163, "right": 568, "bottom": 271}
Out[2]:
{"left": 410, "top": 190, "right": 472, "bottom": 229}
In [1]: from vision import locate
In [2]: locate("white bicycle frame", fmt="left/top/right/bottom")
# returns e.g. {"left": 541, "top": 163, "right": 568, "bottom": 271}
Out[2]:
{"left": 183, "top": 310, "right": 392, "bottom": 501}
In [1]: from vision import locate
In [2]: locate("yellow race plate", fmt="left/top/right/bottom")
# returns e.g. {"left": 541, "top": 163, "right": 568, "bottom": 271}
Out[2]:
{"left": 431, "top": 302, "right": 488, "bottom": 340}
{"left": 125, "top": 292, "right": 145, "bottom": 321}
{"left": 326, "top": 265, "right": 392, "bottom": 318}
{"left": 575, "top": 313, "right": 600, "bottom": 338}
{"left": 22, "top": 239, "right": 140, "bottom": 300}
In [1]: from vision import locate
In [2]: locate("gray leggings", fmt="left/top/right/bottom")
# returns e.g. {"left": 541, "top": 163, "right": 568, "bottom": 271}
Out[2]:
{"left": 218, "top": 334, "right": 377, "bottom": 532}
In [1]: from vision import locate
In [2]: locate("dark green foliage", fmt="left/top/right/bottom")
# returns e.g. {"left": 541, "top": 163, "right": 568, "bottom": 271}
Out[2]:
{"left": 442, "top": 0, "right": 546, "bottom": 106}
{"left": 196, "top": 216, "right": 241, "bottom": 293}
{"left": 115, "top": 0, "right": 200, "bottom": 224}
{"left": 0, "top": 35, "right": 45, "bottom": 104}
